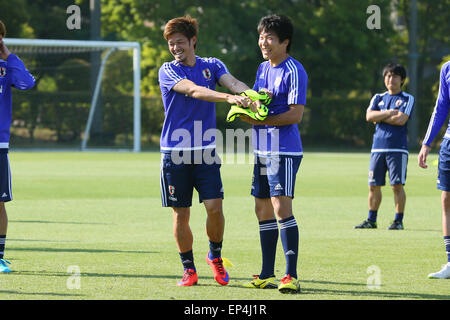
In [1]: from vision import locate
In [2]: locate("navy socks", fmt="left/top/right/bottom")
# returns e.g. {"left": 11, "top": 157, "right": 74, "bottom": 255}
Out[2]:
{"left": 258, "top": 219, "right": 278, "bottom": 279}
{"left": 179, "top": 250, "right": 195, "bottom": 271}
{"left": 279, "top": 216, "right": 299, "bottom": 279}
{"left": 208, "top": 240, "right": 222, "bottom": 260}
{"left": 444, "top": 236, "right": 450, "bottom": 263}
{"left": 0, "top": 235, "right": 5, "bottom": 259}
{"left": 368, "top": 210, "right": 378, "bottom": 222}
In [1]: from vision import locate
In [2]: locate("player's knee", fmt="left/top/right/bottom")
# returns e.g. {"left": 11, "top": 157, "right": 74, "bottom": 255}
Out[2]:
{"left": 271, "top": 196, "right": 292, "bottom": 219}
{"left": 441, "top": 192, "right": 450, "bottom": 211}
{"left": 254, "top": 200, "right": 274, "bottom": 221}
{"left": 391, "top": 184, "right": 404, "bottom": 193}
{"left": 205, "top": 205, "right": 223, "bottom": 218}
{"left": 172, "top": 207, "right": 190, "bottom": 222}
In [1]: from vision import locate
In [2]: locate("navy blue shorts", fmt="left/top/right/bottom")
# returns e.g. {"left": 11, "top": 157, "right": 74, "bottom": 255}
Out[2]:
{"left": 0, "top": 149, "right": 12, "bottom": 202}
{"left": 437, "top": 139, "right": 450, "bottom": 191}
{"left": 160, "top": 150, "right": 223, "bottom": 207}
{"left": 368, "top": 152, "right": 408, "bottom": 186}
{"left": 251, "top": 155, "right": 302, "bottom": 199}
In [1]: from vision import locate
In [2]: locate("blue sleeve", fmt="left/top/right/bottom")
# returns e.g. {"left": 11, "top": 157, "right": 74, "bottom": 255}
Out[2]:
{"left": 398, "top": 94, "right": 414, "bottom": 116}
{"left": 6, "top": 54, "right": 35, "bottom": 90}
{"left": 209, "top": 58, "right": 229, "bottom": 85}
{"left": 158, "top": 62, "right": 186, "bottom": 96}
{"left": 287, "top": 63, "right": 307, "bottom": 105}
{"left": 423, "top": 62, "right": 450, "bottom": 146}
{"left": 368, "top": 94, "right": 381, "bottom": 111}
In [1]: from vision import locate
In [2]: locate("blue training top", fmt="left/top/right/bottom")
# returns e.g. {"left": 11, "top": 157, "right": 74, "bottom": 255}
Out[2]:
{"left": 0, "top": 54, "right": 36, "bottom": 149}
{"left": 252, "top": 56, "right": 308, "bottom": 156}
{"left": 423, "top": 61, "right": 450, "bottom": 146}
{"left": 158, "top": 56, "right": 229, "bottom": 152}
{"left": 368, "top": 90, "right": 414, "bottom": 154}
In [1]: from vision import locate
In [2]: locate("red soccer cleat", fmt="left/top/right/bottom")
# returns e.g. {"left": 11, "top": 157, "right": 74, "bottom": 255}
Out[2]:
{"left": 177, "top": 268, "right": 198, "bottom": 286}
{"left": 206, "top": 254, "right": 229, "bottom": 286}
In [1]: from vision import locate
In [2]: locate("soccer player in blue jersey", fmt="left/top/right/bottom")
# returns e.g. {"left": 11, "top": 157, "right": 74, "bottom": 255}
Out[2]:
{"left": 239, "top": 15, "right": 307, "bottom": 294}
{"left": 355, "top": 63, "right": 414, "bottom": 230}
{"left": 159, "top": 15, "right": 256, "bottom": 287}
{"left": 0, "top": 20, "right": 35, "bottom": 272}
{"left": 418, "top": 60, "right": 450, "bottom": 279}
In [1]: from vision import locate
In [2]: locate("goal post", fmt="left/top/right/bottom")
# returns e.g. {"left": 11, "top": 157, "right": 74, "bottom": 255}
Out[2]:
{"left": 4, "top": 38, "right": 141, "bottom": 152}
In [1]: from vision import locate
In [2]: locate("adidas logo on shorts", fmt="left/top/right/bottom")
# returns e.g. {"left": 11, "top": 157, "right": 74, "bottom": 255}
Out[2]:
{"left": 274, "top": 184, "right": 283, "bottom": 191}
{"left": 1, "top": 193, "right": 7, "bottom": 198}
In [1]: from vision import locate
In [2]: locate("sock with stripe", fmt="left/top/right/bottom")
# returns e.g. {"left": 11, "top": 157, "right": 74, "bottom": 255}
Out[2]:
{"left": 444, "top": 236, "right": 450, "bottom": 263}
{"left": 0, "top": 235, "right": 5, "bottom": 259}
{"left": 395, "top": 212, "right": 404, "bottom": 223}
{"left": 179, "top": 250, "right": 196, "bottom": 272}
{"left": 208, "top": 240, "right": 222, "bottom": 260}
{"left": 279, "top": 216, "right": 299, "bottom": 279}
{"left": 368, "top": 210, "right": 378, "bottom": 223}
{"left": 258, "top": 219, "right": 278, "bottom": 279}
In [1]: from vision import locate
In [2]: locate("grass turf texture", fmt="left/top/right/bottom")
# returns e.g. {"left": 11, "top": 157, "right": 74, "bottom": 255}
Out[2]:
{"left": 0, "top": 151, "right": 449, "bottom": 300}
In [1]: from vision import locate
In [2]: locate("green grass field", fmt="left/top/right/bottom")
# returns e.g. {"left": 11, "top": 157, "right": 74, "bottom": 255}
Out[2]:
{"left": 0, "top": 151, "right": 449, "bottom": 300}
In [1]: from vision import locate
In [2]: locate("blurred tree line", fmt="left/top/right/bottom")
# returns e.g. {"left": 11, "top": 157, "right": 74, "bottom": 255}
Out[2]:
{"left": 1, "top": 0, "right": 449, "bottom": 150}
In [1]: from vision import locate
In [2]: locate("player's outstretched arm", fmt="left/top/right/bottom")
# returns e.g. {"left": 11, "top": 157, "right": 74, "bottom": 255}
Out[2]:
{"left": 418, "top": 144, "right": 431, "bottom": 169}
{"left": 240, "top": 104, "right": 304, "bottom": 126}
{"left": 218, "top": 73, "right": 262, "bottom": 113}
{"left": 173, "top": 78, "right": 250, "bottom": 107}
{"left": 218, "top": 73, "right": 251, "bottom": 95}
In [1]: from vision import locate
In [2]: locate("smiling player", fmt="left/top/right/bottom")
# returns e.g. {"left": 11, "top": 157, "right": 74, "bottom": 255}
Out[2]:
{"left": 239, "top": 14, "right": 307, "bottom": 294}
{"left": 158, "top": 15, "right": 256, "bottom": 287}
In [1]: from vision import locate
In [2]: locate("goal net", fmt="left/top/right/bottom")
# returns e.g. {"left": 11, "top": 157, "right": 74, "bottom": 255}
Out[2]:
{"left": 4, "top": 38, "right": 141, "bottom": 152}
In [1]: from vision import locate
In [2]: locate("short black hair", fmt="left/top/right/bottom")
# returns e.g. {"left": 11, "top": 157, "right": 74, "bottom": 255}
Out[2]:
{"left": 257, "top": 14, "right": 293, "bottom": 52}
{"left": 383, "top": 63, "right": 407, "bottom": 85}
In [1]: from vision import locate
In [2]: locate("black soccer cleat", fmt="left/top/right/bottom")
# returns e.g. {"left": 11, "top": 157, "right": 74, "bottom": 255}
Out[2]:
{"left": 354, "top": 219, "right": 377, "bottom": 229}
{"left": 387, "top": 220, "right": 404, "bottom": 230}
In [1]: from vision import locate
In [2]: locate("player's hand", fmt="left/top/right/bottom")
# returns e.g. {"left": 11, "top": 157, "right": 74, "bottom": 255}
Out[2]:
{"left": 0, "top": 35, "right": 11, "bottom": 60}
{"left": 227, "top": 94, "right": 251, "bottom": 108}
{"left": 418, "top": 144, "right": 431, "bottom": 169}
{"left": 259, "top": 88, "right": 273, "bottom": 100}
{"left": 250, "top": 99, "right": 261, "bottom": 113}
{"left": 389, "top": 109, "right": 399, "bottom": 116}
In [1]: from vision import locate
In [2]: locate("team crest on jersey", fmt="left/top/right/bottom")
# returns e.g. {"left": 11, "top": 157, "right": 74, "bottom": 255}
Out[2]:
{"left": 395, "top": 99, "right": 403, "bottom": 107}
{"left": 0, "top": 67, "right": 6, "bottom": 77}
{"left": 202, "top": 68, "right": 212, "bottom": 80}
